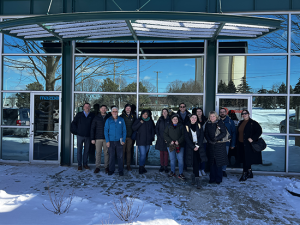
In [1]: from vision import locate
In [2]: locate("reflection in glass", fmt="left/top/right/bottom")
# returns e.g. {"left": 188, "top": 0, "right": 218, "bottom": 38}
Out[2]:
{"left": 288, "top": 136, "right": 300, "bottom": 172}
{"left": 3, "top": 56, "right": 62, "bottom": 91}
{"left": 2, "top": 92, "right": 30, "bottom": 126}
{"left": 75, "top": 57, "right": 137, "bottom": 92}
{"left": 218, "top": 56, "right": 287, "bottom": 94}
{"left": 252, "top": 96, "right": 286, "bottom": 133}
{"left": 33, "top": 95, "right": 59, "bottom": 160}
{"left": 290, "top": 56, "right": 300, "bottom": 94}
{"left": 289, "top": 97, "right": 300, "bottom": 134}
{"left": 2, "top": 128, "right": 29, "bottom": 161}
{"left": 291, "top": 15, "right": 300, "bottom": 53}
{"left": 252, "top": 135, "right": 285, "bottom": 172}
{"left": 139, "top": 58, "right": 204, "bottom": 93}
{"left": 219, "top": 98, "right": 248, "bottom": 121}
{"left": 219, "top": 15, "right": 287, "bottom": 53}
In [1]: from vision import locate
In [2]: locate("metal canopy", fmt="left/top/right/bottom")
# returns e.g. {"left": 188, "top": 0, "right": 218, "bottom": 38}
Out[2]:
{"left": 0, "top": 11, "right": 283, "bottom": 41}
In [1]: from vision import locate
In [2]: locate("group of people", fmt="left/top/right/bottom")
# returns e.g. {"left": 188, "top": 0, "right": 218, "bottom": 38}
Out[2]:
{"left": 71, "top": 102, "right": 263, "bottom": 188}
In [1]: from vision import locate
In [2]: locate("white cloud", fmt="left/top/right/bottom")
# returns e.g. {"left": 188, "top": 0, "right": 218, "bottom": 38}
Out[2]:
{"left": 143, "top": 76, "right": 151, "bottom": 80}
{"left": 184, "top": 63, "right": 195, "bottom": 68}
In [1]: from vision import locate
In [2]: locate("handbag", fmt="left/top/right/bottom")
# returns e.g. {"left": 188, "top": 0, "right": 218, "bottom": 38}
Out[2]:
{"left": 215, "top": 121, "right": 231, "bottom": 143}
{"left": 251, "top": 138, "right": 267, "bottom": 152}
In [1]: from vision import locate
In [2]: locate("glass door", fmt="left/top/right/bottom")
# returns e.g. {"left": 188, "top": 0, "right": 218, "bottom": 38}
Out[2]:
{"left": 216, "top": 96, "right": 251, "bottom": 124}
{"left": 29, "top": 93, "right": 61, "bottom": 162}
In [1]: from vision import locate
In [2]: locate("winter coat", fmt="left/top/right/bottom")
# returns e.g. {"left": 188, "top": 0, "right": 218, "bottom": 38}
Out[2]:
{"left": 132, "top": 118, "right": 155, "bottom": 146}
{"left": 90, "top": 113, "right": 110, "bottom": 140}
{"left": 71, "top": 111, "right": 95, "bottom": 137}
{"left": 205, "top": 120, "right": 229, "bottom": 167}
{"left": 104, "top": 116, "right": 127, "bottom": 143}
{"left": 155, "top": 116, "right": 171, "bottom": 151}
{"left": 120, "top": 112, "right": 136, "bottom": 138}
{"left": 221, "top": 116, "right": 236, "bottom": 148}
{"left": 184, "top": 122, "right": 208, "bottom": 167}
{"left": 197, "top": 115, "right": 208, "bottom": 126}
{"left": 177, "top": 110, "right": 191, "bottom": 126}
{"left": 236, "top": 118, "right": 263, "bottom": 165}
{"left": 164, "top": 124, "right": 185, "bottom": 147}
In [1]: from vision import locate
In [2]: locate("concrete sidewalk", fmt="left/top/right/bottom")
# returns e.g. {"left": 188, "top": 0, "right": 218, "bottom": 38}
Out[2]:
{"left": 1, "top": 163, "right": 300, "bottom": 224}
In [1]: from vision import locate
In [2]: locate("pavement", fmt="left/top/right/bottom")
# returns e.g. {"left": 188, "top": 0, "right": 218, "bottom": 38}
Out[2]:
{"left": 1, "top": 163, "right": 300, "bottom": 224}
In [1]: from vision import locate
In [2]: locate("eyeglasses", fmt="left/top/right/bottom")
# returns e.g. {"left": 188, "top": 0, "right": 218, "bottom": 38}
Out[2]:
{"left": 112, "top": 111, "right": 118, "bottom": 113}
{"left": 180, "top": 106, "right": 186, "bottom": 108}
{"left": 241, "top": 113, "right": 249, "bottom": 115}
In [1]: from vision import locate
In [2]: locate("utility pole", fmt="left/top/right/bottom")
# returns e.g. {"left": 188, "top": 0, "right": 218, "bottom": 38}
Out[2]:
{"left": 113, "top": 62, "right": 116, "bottom": 84}
{"left": 154, "top": 71, "right": 162, "bottom": 115}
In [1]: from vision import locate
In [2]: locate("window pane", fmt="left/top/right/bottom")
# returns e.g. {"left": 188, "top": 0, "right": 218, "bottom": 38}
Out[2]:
{"left": 252, "top": 135, "right": 285, "bottom": 172}
{"left": 252, "top": 96, "right": 286, "bottom": 133}
{"left": 291, "top": 15, "right": 300, "bottom": 53}
{"left": 218, "top": 56, "right": 287, "bottom": 94}
{"left": 75, "top": 57, "right": 137, "bottom": 92}
{"left": 3, "top": 56, "right": 62, "bottom": 91}
{"left": 139, "top": 58, "right": 204, "bottom": 93}
{"left": 289, "top": 96, "right": 300, "bottom": 134}
{"left": 288, "top": 136, "right": 300, "bottom": 172}
{"left": 219, "top": 15, "right": 287, "bottom": 53}
{"left": 291, "top": 56, "right": 300, "bottom": 94}
{"left": 2, "top": 128, "right": 29, "bottom": 161}
{"left": 2, "top": 92, "right": 30, "bottom": 126}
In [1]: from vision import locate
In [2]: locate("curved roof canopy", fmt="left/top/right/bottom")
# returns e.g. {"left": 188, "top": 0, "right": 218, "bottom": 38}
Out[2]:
{"left": 0, "top": 11, "right": 283, "bottom": 41}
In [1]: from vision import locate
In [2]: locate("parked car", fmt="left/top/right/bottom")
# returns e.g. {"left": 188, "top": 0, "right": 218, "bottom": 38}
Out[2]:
{"left": 279, "top": 114, "right": 299, "bottom": 133}
{"left": 2, "top": 108, "right": 30, "bottom": 137}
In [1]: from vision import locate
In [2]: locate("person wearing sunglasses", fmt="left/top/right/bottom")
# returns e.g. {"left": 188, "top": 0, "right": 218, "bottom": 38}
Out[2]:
{"left": 236, "top": 110, "right": 262, "bottom": 182}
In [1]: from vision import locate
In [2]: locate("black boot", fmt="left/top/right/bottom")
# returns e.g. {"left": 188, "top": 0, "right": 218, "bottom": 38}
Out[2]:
{"left": 159, "top": 166, "right": 164, "bottom": 172}
{"left": 139, "top": 166, "right": 144, "bottom": 174}
{"left": 164, "top": 166, "right": 169, "bottom": 173}
{"left": 247, "top": 169, "right": 253, "bottom": 178}
{"left": 239, "top": 172, "right": 248, "bottom": 182}
{"left": 142, "top": 165, "right": 147, "bottom": 173}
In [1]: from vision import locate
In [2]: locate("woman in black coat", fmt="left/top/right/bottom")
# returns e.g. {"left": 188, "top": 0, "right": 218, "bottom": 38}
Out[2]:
{"left": 192, "top": 107, "right": 208, "bottom": 126}
{"left": 237, "top": 109, "right": 262, "bottom": 181}
{"left": 132, "top": 109, "right": 155, "bottom": 174}
{"left": 155, "top": 108, "right": 171, "bottom": 173}
{"left": 185, "top": 114, "right": 207, "bottom": 189}
{"left": 205, "top": 111, "right": 229, "bottom": 184}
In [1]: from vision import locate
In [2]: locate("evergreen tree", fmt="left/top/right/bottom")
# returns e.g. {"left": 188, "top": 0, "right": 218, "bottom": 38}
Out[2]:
{"left": 237, "top": 77, "right": 251, "bottom": 93}
{"left": 227, "top": 80, "right": 237, "bottom": 93}
{"left": 292, "top": 78, "right": 300, "bottom": 109}
{"left": 218, "top": 80, "right": 228, "bottom": 93}
{"left": 277, "top": 82, "right": 286, "bottom": 108}
{"left": 256, "top": 87, "right": 267, "bottom": 108}
{"left": 16, "top": 82, "right": 44, "bottom": 108}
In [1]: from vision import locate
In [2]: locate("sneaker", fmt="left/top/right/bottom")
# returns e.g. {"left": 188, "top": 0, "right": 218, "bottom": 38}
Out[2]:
{"left": 78, "top": 166, "right": 82, "bottom": 171}
{"left": 94, "top": 168, "right": 100, "bottom": 173}
{"left": 198, "top": 170, "right": 202, "bottom": 177}
{"left": 201, "top": 170, "right": 206, "bottom": 176}
{"left": 168, "top": 171, "right": 176, "bottom": 177}
{"left": 164, "top": 166, "right": 169, "bottom": 173}
{"left": 178, "top": 174, "right": 186, "bottom": 180}
{"left": 108, "top": 171, "right": 114, "bottom": 176}
{"left": 159, "top": 166, "right": 164, "bottom": 172}
{"left": 222, "top": 171, "right": 227, "bottom": 177}
{"left": 83, "top": 165, "right": 90, "bottom": 170}
{"left": 119, "top": 171, "right": 124, "bottom": 176}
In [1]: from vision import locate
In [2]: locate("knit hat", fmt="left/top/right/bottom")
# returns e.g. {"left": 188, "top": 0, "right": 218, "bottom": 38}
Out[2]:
{"left": 124, "top": 103, "right": 131, "bottom": 109}
{"left": 171, "top": 114, "right": 179, "bottom": 119}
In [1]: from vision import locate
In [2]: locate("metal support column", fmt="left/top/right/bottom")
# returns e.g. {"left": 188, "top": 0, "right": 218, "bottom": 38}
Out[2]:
{"left": 205, "top": 40, "right": 217, "bottom": 116}
{"left": 61, "top": 40, "right": 73, "bottom": 166}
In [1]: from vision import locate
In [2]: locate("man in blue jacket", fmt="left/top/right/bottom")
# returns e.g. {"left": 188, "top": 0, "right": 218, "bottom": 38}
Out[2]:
{"left": 71, "top": 103, "right": 95, "bottom": 171}
{"left": 220, "top": 108, "right": 236, "bottom": 177}
{"left": 104, "top": 107, "right": 127, "bottom": 176}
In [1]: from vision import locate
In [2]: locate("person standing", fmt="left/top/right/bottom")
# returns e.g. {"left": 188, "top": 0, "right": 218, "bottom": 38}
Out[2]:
{"left": 219, "top": 108, "right": 236, "bottom": 177}
{"left": 120, "top": 104, "right": 136, "bottom": 171}
{"left": 237, "top": 110, "right": 263, "bottom": 182}
{"left": 164, "top": 114, "right": 186, "bottom": 180}
{"left": 185, "top": 114, "right": 207, "bottom": 189}
{"left": 104, "top": 107, "right": 126, "bottom": 176}
{"left": 71, "top": 103, "right": 95, "bottom": 171}
{"left": 155, "top": 108, "right": 171, "bottom": 173}
{"left": 205, "top": 111, "right": 229, "bottom": 184}
{"left": 132, "top": 110, "right": 155, "bottom": 174}
{"left": 90, "top": 105, "right": 110, "bottom": 174}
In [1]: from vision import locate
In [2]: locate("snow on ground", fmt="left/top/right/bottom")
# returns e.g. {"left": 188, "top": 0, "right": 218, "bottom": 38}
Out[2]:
{"left": 1, "top": 164, "right": 300, "bottom": 225}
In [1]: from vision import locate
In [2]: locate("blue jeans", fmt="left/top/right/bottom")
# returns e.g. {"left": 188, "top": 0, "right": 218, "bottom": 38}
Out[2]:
{"left": 138, "top": 145, "right": 150, "bottom": 166}
{"left": 168, "top": 147, "right": 184, "bottom": 174}
{"left": 222, "top": 146, "right": 230, "bottom": 171}
{"left": 77, "top": 135, "right": 91, "bottom": 167}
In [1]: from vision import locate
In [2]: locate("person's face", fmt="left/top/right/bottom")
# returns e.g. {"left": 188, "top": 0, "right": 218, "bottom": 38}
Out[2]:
{"left": 179, "top": 104, "right": 186, "bottom": 113}
{"left": 241, "top": 111, "right": 250, "bottom": 120}
{"left": 210, "top": 114, "right": 217, "bottom": 122}
{"left": 100, "top": 106, "right": 107, "bottom": 114}
{"left": 190, "top": 115, "right": 197, "bottom": 124}
{"left": 83, "top": 104, "right": 91, "bottom": 113}
{"left": 172, "top": 117, "right": 178, "bottom": 124}
{"left": 162, "top": 109, "right": 168, "bottom": 117}
{"left": 196, "top": 109, "right": 202, "bottom": 117}
{"left": 142, "top": 112, "right": 148, "bottom": 119}
{"left": 220, "top": 109, "right": 227, "bottom": 118}
{"left": 112, "top": 109, "right": 118, "bottom": 118}
{"left": 125, "top": 106, "right": 131, "bottom": 114}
